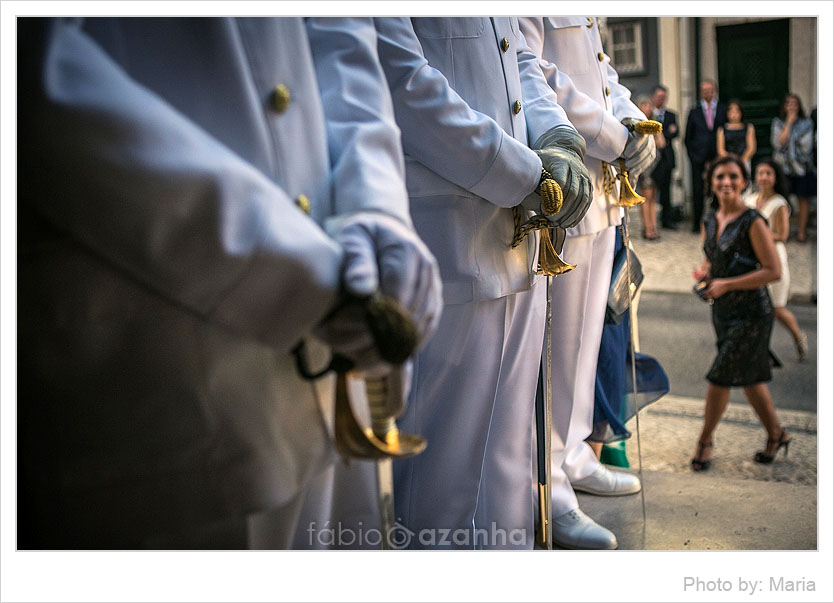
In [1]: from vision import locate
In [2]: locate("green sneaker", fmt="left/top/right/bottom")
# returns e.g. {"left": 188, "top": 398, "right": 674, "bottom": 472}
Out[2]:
{"left": 600, "top": 441, "right": 629, "bottom": 468}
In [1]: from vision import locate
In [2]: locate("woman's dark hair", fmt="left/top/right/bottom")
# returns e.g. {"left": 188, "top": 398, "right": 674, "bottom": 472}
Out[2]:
{"left": 706, "top": 154, "right": 749, "bottom": 210}
{"left": 779, "top": 93, "right": 806, "bottom": 120}
{"left": 753, "top": 158, "right": 789, "bottom": 198}
{"left": 726, "top": 99, "right": 745, "bottom": 124}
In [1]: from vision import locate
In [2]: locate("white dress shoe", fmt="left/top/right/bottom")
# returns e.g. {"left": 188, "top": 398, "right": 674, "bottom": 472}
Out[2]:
{"left": 552, "top": 508, "right": 617, "bottom": 550}
{"left": 571, "top": 463, "right": 641, "bottom": 496}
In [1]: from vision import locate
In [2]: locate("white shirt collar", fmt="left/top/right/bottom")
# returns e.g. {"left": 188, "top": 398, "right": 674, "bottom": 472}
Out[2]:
{"left": 701, "top": 98, "right": 717, "bottom": 112}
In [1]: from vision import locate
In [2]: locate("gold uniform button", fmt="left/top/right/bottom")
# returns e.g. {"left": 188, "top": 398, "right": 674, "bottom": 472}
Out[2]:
{"left": 598, "top": 52, "right": 604, "bottom": 61}
{"left": 605, "top": 86, "right": 611, "bottom": 96}
{"left": 587, "top": 17, "right": 594, "bottom": 27}
{"left": 271, "top": 84, "right": 291, "bottom": 114}
{"left": 295, "top": 194, "right": 311, "bottom": 215}
{"left": 501, "top": 37, "right": 510, "bottom": 52}
{"left": 513, "top": 100, "right": 522, "bottom": 115}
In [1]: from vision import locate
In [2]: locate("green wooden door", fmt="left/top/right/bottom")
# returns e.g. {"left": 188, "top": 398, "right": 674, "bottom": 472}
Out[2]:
{"left": 716, "top": 19, "right": 789, "bottom": 165}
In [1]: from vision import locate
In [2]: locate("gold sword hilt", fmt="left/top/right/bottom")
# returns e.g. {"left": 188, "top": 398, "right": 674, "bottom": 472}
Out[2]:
{"left": 539, "top": 174, "right": 563, "bottom": 216}
{"left": 366, "top": 376, "right": 400, "bottom": 447}
{"left": 614, "top": 120, "right": 663, "bottom": 208}
{"left": 529, "top": 177, "right": 575, "bottom": 277}
{"left": 626, "top": 119, "right": 663, "bottom": 135}
{"left": 326, "top": 295, "right": 427, "bottom": 461}
{"left": 334, "top": 372, "right": 426, "bottom": 461}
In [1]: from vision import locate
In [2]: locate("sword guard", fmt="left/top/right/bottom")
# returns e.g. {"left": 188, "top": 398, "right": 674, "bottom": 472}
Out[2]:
{"left": 333, "top": 373, "right": 427, "bottom": 460}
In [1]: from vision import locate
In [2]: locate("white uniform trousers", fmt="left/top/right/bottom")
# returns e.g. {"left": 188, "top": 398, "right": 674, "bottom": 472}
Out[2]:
{"left": 247, "top": 486, "right": 312, "bottom": 549}
{"left": 394, "top": 278, "right": 546, "bottom": 549}
{"left": 549, "top": 227, "right": 616, "bottom": 515}
{"left": 249, "top": 460, "right": 381, "bottom": 550}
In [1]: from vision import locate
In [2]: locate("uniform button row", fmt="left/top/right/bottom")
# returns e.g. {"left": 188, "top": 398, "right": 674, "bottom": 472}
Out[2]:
{"left": 273, "top": 86, "right": 311, "bottom": 215}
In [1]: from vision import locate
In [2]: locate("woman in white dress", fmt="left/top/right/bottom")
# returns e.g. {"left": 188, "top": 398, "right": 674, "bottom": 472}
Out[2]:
{"left": 745, "top": 159, "right": 808, "bottom": 361}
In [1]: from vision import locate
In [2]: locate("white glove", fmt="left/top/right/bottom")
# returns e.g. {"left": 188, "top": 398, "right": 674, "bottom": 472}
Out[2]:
{"left": 316, "top": 212, "right": 443, "bottom": 371}
{"left": 530, "top": 126, "right": 593, "bottom": 228}
{"left": 620, "top": 117, "right": 657, "bottom": 176}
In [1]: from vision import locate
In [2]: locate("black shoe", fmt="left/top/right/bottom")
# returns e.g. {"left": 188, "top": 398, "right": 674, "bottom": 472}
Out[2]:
{"left": 754, "top": 428, "right": 791, "bottom": 464}
{"left": 691, "top": 440, "right": 713, "bottom": 472}
{"left": 661, "top": 222, "right": 678, "bottom": 230}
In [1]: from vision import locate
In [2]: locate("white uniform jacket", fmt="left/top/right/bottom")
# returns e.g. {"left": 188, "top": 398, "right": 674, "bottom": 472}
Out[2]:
{"left": 18, "top": 17, "right": 412, "bottom": 546}
{"left": 374, "top": 17, "right": 573, "bottom": 305}
{"left": 519, "top": 16, "right": 646, "bottom": 237}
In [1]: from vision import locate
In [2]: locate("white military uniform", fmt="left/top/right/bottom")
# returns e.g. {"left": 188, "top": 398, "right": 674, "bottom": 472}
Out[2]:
{"left": 18, "top": 17, "right": 417, "bottom": 548}
{"left": 366, "top": 17, "right": 573, "bottom": 549}
{"left": 519, "top": 17, "right": 646, "bottom": 516}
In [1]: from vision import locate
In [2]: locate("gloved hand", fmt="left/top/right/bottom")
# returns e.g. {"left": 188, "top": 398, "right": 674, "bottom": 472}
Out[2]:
{"left": 531, "top": 126, "right": 593, "bottom": 228}
{"left": 620, "top": 117, "right": 657, "bottom": 176}
{"left": 316, "top": 212, "right": 443, "bottom": 371}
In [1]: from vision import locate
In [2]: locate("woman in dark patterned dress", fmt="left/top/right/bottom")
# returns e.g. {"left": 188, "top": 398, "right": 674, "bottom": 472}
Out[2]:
{"left": 691, "top": 155, "right": 790, "bottom": 471}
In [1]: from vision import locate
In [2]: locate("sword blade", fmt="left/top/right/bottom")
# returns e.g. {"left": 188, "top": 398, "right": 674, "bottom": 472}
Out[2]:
{"left": 375, "top": 457, "right": 396, "bottom": 549}
{"left": 544, "top": 274, "right": 553, "bottom": 550}
{"left": 366, "top": 376, "right": 398, "bottom": 550}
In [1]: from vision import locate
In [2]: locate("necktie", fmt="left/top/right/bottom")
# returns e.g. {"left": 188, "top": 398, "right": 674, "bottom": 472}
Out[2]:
{"left": 705, "top": 104, "right": 714, "bottom": 130}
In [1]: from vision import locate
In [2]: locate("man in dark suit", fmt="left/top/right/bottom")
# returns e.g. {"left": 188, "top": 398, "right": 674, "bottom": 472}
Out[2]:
{"left": 650, "top": 85, "right": 679, "bottom": 229}
{"left": 684, "top": 79, "right": 727, "bottom": 232}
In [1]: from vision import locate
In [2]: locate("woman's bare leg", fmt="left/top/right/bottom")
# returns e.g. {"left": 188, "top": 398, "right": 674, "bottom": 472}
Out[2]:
{"left": 642, "top": 186, "right": 659, "bottom": 238}
{"left": 694, "top": 383, "right": 731, "bottom": 461}
{"left": 774, "top": 306, "right": 803, "bottom": 342}
{"left": 743, "top": 383, "right": 786, "bottom": 456}
{"left": 797, "top": 196, "right": 810, "bottom": 241}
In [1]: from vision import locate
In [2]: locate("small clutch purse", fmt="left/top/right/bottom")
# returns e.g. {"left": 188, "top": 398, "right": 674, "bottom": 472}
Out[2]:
{"left": 693, "top": 279, "right": 711, "bottom": 303}
{"left": 605, "top": 245, "right": 644, "bottom": 325}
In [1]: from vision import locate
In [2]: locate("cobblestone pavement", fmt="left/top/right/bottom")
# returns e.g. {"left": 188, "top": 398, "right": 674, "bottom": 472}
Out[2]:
{"left": 577, "top": 394, "right": 818, "bottom": 550}
{"left": 622, "top": 394, "right": 817, "bottom": 486}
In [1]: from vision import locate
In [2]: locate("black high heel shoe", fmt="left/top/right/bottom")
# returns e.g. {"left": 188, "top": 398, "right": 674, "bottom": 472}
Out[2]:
{"left": 691, "top": 440, "right": 713, "bottom": 472}
{"left": 754, "top": 428, "right": 791, "bottom": 464}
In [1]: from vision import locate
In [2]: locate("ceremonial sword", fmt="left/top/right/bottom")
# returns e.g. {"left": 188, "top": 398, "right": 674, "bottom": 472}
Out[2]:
{"left": 294, "top": 294, "right": 426, "bottom": 550}
{"left": 613, "top": 119, "right": 662, "bottom": 548}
